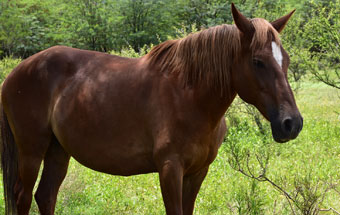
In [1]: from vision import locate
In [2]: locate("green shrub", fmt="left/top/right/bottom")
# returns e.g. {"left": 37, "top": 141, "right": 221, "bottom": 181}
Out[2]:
{"left": 109, "top": 45, "right": 152, "bottom": 58}
{"left": 0, "top": 57, "right": 21, "bottom": 83}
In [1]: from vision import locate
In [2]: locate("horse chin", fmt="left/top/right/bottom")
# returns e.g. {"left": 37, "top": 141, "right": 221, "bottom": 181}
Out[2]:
{"left": 272, "top": 134, "right": 290, "bottom": 143}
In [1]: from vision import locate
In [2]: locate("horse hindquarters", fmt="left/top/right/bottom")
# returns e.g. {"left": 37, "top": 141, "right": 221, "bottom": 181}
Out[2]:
{"left": 0, "top": 106, "right": 51, "bottom": 215}
{"left": 0, "top": 46, "right": 74, "bottom": 214}
{"left": 0, "top": 107, "right": 68, "bottom": 215}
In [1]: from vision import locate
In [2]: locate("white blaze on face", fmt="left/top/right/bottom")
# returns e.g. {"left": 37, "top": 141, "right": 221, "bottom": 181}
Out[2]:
{"left": 271, "top": 41, "right": 283, "bottom": 68}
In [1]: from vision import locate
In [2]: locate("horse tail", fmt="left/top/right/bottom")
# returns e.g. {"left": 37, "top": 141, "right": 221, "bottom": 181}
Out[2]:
{"left": 0, "top": 103, "right": 18, "bottom": 215}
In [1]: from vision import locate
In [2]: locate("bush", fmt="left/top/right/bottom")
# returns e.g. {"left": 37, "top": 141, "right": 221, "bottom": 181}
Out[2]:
{"left": 0, "top": 57, "right": 21, "bottom": 83}
{"left": 302, "top": 0, "right": 340, "bottom": 89}
{"left": 109, "top": 45, "right": 151, "bottom": 58}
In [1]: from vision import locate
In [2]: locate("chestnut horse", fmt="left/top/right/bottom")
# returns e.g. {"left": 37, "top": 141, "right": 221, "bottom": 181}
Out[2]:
{"left": 1, "top": 4, "right": 303, "bottom": 215}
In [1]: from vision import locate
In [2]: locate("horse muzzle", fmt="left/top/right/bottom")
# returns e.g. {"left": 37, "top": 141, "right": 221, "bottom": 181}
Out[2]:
{"left": 270, "top": 114, "right": 303, "bottom": 143}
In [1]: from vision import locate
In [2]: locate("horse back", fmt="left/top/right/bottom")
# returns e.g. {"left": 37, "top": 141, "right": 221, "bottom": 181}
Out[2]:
{"left": 1, "top": 46, "right": 136, "bottom": 146}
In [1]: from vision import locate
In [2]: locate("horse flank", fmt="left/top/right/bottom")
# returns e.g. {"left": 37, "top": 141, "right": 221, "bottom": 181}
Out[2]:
{"left": 146, "top": 19, "right": 281, "bottom": 98}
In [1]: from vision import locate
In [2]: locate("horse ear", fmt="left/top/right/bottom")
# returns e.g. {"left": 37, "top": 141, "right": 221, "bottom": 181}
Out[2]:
{"left": 271, "top": 9, "right": 296, "bottom": 33}
{"left": 231, "top": 3, "right": 254, "bottom": 35}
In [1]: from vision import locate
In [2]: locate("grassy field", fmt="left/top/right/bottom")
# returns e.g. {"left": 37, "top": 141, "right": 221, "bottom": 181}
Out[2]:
{"left": 0, "top": 77, "right": 339, "bottom": 214}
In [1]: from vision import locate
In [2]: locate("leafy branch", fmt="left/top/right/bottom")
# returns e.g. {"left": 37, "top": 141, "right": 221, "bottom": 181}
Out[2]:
{"left": 226, "top": 134, "right": 340, "bottom": 215}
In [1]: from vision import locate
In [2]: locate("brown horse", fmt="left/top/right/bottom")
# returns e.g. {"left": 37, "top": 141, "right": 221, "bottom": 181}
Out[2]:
{"left": 0, "top": 4, "right": 302, "bottom": 215}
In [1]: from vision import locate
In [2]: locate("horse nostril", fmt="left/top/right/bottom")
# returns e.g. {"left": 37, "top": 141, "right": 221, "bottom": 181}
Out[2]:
{"left": 282, "top": 117, "right": 293, "bottom": 133}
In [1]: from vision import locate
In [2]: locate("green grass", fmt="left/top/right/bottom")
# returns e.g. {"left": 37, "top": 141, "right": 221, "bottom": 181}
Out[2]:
{"left": 0, "top": 64, "right": 339, "bottom": 214}
{"left": 53, "top": 166, "right": 164, "bottom": 215}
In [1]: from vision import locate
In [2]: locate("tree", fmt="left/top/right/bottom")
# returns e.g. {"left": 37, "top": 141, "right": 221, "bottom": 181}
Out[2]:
{"left": 176, "top": 0, "right": 256, "bottom": 30}
{"left": 116, "top": 0, "right": 180, "bottom": 52}
{"left": 0, "top": 0, "right": 70, "bottom": 58}
{"left": 302, "top": 0, "right": 340, "bottom": 89}
{"left": 59, "top": 0, "right": 118, "bottom": 52}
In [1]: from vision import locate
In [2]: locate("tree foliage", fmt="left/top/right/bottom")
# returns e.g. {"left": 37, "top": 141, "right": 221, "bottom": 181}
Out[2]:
{"left": 302, "top": 0, "right": 340, "bottom": 89}
{"left": 0, "top": 0, "right": 339, "bottom": 88}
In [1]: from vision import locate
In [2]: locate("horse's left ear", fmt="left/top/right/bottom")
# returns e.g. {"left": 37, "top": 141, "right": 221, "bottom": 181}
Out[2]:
{"left": 231, "top": 3, "right": 254, "bottom": 35}
{"left": 271, "top": 9, "right": 296, "bottom": 33}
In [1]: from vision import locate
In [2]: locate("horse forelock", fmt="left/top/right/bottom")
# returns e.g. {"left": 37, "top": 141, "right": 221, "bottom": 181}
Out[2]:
{"left": 250, "top": 18, "right": 281, "bottom": 50}
{"left": 146, "top": 24, "right": 241, "bottom": 98}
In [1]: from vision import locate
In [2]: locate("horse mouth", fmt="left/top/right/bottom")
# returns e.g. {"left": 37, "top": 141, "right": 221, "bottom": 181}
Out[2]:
{"left": 271, "top": 130, "right": 298, "bottom": 143}
{"left": 273, "top": 136, "right": 290, "bottom": 143}
{"left": 270, "top": 115, "right": 303, "bottom": 143}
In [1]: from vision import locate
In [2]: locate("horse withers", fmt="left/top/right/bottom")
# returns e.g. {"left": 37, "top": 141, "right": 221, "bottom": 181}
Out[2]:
{"left": 0, "top": 4, "right": 302, "bottom": 215}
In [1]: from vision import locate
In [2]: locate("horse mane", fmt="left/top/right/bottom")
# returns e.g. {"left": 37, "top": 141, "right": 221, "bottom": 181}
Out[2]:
{"left": 251, "top": 18, "right": 281, "bottom": 49}
{"left": 146, "top": 18, "right": 280, "bottom": 97}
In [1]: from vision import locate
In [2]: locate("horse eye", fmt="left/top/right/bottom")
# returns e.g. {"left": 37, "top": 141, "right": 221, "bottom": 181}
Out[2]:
{"left": 253, "top": 59, "right": 265, "bottom": 69}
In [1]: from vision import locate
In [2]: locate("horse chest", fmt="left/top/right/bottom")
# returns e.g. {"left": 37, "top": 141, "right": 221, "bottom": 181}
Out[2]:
{"left": 187, "top": 119, "right": 227, "bottom": 171}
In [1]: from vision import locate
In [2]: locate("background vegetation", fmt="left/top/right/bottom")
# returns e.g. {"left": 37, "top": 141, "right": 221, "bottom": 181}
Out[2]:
{"left": 0, "top": 0, "right": 339, "bottom": 214}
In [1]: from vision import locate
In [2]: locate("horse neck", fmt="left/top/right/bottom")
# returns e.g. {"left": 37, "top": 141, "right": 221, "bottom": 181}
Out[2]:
{"left": 145, "top": 24, "right": 240, "bottom": 122}
{"left": 192, "top": 82, "right": 237, "bottom": 124}
{"left": 175, "top": 25, "right": 239, "bottom": 97}
{"left": 146, "top": 24, "right": 240, "bottom": 98}
{"left": 176, "top": 25, "right": 239, "bottom": 122}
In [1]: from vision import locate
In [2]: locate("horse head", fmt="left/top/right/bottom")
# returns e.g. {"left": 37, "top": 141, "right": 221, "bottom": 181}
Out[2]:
{"left": 231, "top": 4, "right": 303, "bottom": 143}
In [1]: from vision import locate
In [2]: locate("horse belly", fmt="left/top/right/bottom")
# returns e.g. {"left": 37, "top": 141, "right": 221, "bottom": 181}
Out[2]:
{"left": 55, "top": 127, "right": 157, "bottom": 176}
{"left": 73, "top": 145, "right": 157, "bottom": 176}
{"left": 51, "top": 99, "right": 157, "bottom": 176}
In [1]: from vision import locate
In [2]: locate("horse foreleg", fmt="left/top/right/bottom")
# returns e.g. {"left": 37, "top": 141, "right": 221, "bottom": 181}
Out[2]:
{"left": 35, "top": 138, "right": 70, "bottom": 215}
{"left": 158, "top": 156, "right": 184, "bottom": 215}
{"left": 182, "top": 167, "right": 209, "bottom": 215}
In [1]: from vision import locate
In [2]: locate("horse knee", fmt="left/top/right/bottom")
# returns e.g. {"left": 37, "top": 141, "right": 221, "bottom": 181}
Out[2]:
{"left": 34, "top": 189, "right": 46, "bottom": 205}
